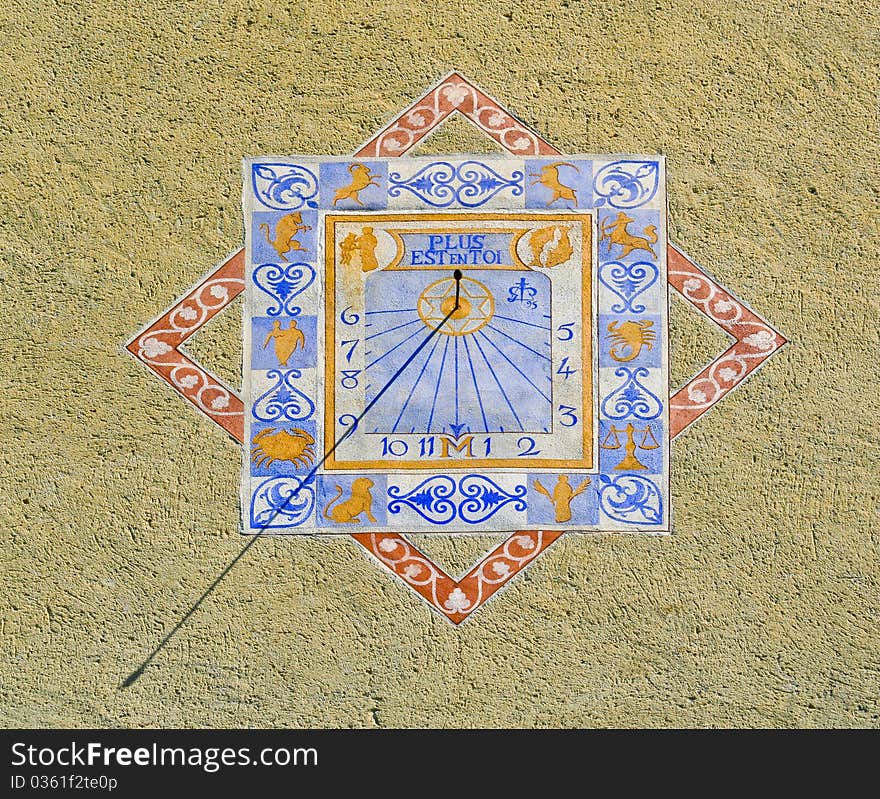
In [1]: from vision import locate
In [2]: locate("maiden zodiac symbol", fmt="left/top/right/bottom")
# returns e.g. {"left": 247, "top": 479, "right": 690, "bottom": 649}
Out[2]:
{"left": 323, "top": 478, "right": 377, "bottom": 524}
{"left": 339, "top": 226, "right": 379, "bottom": 272}
{"left": 251, "top": 427, "right": 316, "bottom": 468}
{"left": 527, "top": 225, "right": 574, "bottom": 268}
{"left": 263, "top": 319, "right": 306, "bottom": 366}
{"left": 528, "top": 162, "right": 579, "bottom": 206}
{"left": 606, "top": 319, "right": 656, "bottom": 362}
{"left": 533, "top": 475, "right": 591, "bottom": 523}
{"left": 333, "top": 163, "right": 381, "bottom": 206}
{"left": 599, "top": 211, "right": 658, "bottom": 258}
{"left": 260, "top": 212, "right": 311, "bottom": 261}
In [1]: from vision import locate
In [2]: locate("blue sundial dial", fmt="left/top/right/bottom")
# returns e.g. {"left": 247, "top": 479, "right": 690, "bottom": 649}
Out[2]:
{"left": 364, "top": 269, "right": 552, "bottom": 435}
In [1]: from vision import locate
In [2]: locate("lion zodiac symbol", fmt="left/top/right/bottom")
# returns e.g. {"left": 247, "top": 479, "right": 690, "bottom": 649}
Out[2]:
{"left": 607, "top": 320, "right": 656, "bottom": 362}
{"left": 259, "top": 212, "right": 311, "bottom": 261}
{"left": 251, "top": 427, "right": 316, "bottom": 468}
{"left": 529, "top": 162, "right": 579, "bottom": 206}
{"left": 600, "top": 211, "right": 658, "bottom": 258}
{"left": 333, "top": 163, "right": 381, "bottom": 206}
{"left": 323, "top": 478, "right": 377, "bottom": 524}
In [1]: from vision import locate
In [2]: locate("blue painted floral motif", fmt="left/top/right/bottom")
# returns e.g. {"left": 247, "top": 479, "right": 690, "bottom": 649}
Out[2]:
{"left": 252, "top": 163, "right": 319, "bottom": 210}
{"left": 597, "top": 474, "right": 662, "bottom": 525}
{"left": 593, "top": 160, "right": 659, "bottom": 208}
{"left": 387, "top": 161, "right": 524, "bottom": 207}
{"left": 252, "top": 263, "right": 315, "bottom": 316}
{"left": 252, "top": 369, "right": 315, "bottom": 422}
{"left": 250, "top": 477, "right": 315, "bottom": 528}
{"left": 598, "top": 261, "right": 659, "bottom": 313}
{"left": 387, "top": 475, "right": 457, "bottom": 524}
{"left": 458, "top": 475, "right": 527, "bottom": 524}
{"left": 601, "top": 366, "right": 663, "bottom": 420}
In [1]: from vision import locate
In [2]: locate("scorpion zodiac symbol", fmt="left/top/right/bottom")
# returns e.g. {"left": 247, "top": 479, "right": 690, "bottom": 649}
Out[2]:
{"left": 333, "top": 163, "right": 381, "bottom": 206}
{"left": 606, "top": 320, "right": 656, "bottom": 362}
{"left": 251, "top": 427, "right": 316, "bottom": 468}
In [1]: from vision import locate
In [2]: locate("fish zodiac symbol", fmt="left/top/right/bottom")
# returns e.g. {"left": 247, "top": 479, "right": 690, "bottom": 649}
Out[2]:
{"left": 529, "top": 162, "right": 579, "bottom": 206}
{"left": 260, "top": 212, "right": 311, "bottom": 261}
{"left": 527, "top": 225, "right": 574, "bottom": 268}
{"left": 333, "top": 163, "right": 381, "bottom": 206}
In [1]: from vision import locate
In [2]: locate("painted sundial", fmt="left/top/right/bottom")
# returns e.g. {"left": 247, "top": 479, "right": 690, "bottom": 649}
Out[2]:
{"left": 127, "top": 73, "right": 785, "bottom": 622}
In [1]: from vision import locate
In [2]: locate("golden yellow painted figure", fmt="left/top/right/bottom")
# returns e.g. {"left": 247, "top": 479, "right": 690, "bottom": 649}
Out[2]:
{"left": 260, "top": 212, "right": 311, "bottom": 261}
{"left": 600, "top": 423, "right": 659, "bottom": 471}
{"left": 323, "top": 478, "right": 377, "bottom": 523}
{"left": 332, "top": 163, "right": 381, "bottom": 206}
{"left": 528, "top": 162, "right": 579, "bottom": 206}
{"left": 357, "top": 226, "right": 379, "bottom": 272}
{"left": 251, "top": 427, "right": 316, "bottom": 468}
{"left": 599, "top": 212, "right": 658, "bottom": 258}
{"left": 263, "top": 319, "right": 306, "bottom": 366}
{"left": 607, "top": 319, "right": 656, "bottom": 362}
{"left": 527, "top": 225, "right": 574, "bottom": 268}
{"left": 533, "top": 475, "right": 591, "bottom": 523}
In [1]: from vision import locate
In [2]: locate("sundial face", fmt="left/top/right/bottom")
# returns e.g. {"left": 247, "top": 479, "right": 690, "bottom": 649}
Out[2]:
{"left": 242, "top": 156, "right": 670, "bottom": 534}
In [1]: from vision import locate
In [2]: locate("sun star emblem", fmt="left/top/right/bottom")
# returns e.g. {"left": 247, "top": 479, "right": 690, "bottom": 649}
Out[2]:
{"left": 417, "top": 276, "right": 494, "bottom": 336}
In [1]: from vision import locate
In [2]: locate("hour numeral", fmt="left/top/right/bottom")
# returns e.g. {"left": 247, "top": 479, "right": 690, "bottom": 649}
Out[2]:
{"left": 340, "top": 369, "right": 360, "bottom": 389}
{"left": 516, "top": 436, "right": 542, "bottom": 457}
{"left": 556, "top": 322, "right": 575, "bottom": 341}
{"left": 418, "top": 437, "right": 435, "bottom": 457}
{"left": 558, "top": 405, "right": 579, "bottom": 427}
{"left": 340, "top": 306, "right": 360, "bottom": 325}
{"left": 381, "top": 437, "right": 409, "bottom": 457}
{"left": 440, "top": 435, "right": 474, "bottom": 458}
{"left": 340, "top": 339, "right": 359, "bottom": 363}
{"left": 556, "top": 357, "right": 577, "bottom": 379}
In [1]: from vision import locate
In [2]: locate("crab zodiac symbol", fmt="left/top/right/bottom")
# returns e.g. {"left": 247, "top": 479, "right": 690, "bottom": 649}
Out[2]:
{"left": 607, "top": 320, "right": 656, "bottom": 362}
{"left": 251, "top": 427, "right": 316, "bottom": 468}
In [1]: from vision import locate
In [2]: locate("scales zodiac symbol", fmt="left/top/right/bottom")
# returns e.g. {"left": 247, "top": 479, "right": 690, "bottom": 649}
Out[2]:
{"left": 600, "top": 422, "right": 659, "bottom": 471}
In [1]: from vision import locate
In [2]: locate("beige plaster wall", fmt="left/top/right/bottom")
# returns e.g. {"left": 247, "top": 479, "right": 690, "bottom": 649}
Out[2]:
{"left": 1, "top": 0, "right": 877, "bottom": 727}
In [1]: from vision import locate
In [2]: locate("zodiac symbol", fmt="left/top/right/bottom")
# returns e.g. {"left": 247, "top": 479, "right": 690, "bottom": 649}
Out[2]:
{"left": 323, "top": 478, "right": 377, "bottom": 524}
{"left": 529, "top": 162, "right": 579, "bottom": 206}
{"left": 333, "top": 163, "right": 381, "bottom": 206}
{"left": 533, "top": 475, "right": 591, "bottom": 523}
{"left": 251, "top": 427, "right": 316, "bottom": 468}
{"left": 507, "top": 277, "right": 538, "bottom": 309}
{"left": 526, "top": 225, "right": 574, "bottom": 268}
{"left": 607, "top": 319, "right": 656, "bottom": 362}
{"left": 339, "top": 226, "right": 379, "bottom": 273}
{"left": 600, "top": 423, "right": 659, "bottom": 471}
{"left": 263, "top": 319, "right": 306, "bottom": 366}
{"left": 259, "top": 212, "right": 311, "bottom": 261}
{"left": 600, "top": 212, "right": 658, "bottom": 258}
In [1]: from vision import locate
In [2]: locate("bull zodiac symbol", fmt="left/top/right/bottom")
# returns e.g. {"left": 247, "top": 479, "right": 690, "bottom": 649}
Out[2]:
{"left": 528, "top": 162, "right": 579, "bottom": 206}
{"left": 259, "top": 212, "right": 311, "bottom": 261}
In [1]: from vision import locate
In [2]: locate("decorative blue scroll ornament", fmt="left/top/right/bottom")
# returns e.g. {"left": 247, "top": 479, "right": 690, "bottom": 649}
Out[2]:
{"left": 250, "top": 477, "right": 315, "bottom": 528}
{"left": 252, "top": 263, "right": 315, "bottom": 316}
{"left": 593, "top": 160, "right": 659, "bottom": 208}
{"left": 598, "top": 261, "right": 659, "bottom": 313}
{"left": 251, "top": 163, "right": 319, "bottom": 210}
{"left": 601, "top": 366, "right": 663, "bottom": 421}
{"left": 387, "top": 475, "right": 457, "bottom": 525}
{"left": 458, "top": 475, "right": 527, "bottom": 524}
{"left": 252, "top": 369, "right": 315, "bottom": 422}
{"left": 597, "top": 474, "right": 662, "bottom": 525}
{"left": 388, "top": 161, "right": 524, "bottom": 208}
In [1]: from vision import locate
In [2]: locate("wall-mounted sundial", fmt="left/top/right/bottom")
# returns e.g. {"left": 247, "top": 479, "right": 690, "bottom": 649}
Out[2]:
{"left": 128, "top": 73, "right": 785, "bottom": 623}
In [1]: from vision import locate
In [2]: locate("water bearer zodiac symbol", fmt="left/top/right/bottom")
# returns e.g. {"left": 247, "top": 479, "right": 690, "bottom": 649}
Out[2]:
{"left": 533, "top": 475, "right": 591, "bottom": 523}
{"left": 263, "top": 319, "right": 306, "bottom": 366}
{"left": 529, "top": 162, "right": 579, "bottom": 206}
{"left": 607, "top": 319, "right": 656, "bottom": 362}
{"left": 339, "top": 226, "right": 379, "bottom": 273}
{"left": 323, "top": 478, "right": 377, "bottom": 524}
{"left": 527, "top": 225, "right": 574, "bottom": 268}
{"left": 333, "top": 163, "right": 381, "bottom": 206}
{"left": 259, "top": 212, "right": 311, "bottom": 261}
{"left": 600, "top": 423, "right": 659, "bottom": 471}
{"left": 599, "top": 211, "right": 658, "bottom": 258}
{"left": 251, "top": 427, "right": 316, "bottom": 468}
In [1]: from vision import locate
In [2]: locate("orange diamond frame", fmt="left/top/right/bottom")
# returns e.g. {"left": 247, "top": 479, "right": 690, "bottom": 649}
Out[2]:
{"left": 126, "top": 72, "right": 786, "bottom": 624}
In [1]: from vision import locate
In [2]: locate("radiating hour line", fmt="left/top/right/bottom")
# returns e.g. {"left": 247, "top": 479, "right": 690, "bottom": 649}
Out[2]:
{"left": 391, "top": 333, "right": 442, "bottom": 433}
{"left": 478, "top": 330, "right": 551, "bottom": 403}
{"left": 454, "top": 337, "right": 459, "bottom": 426}
{"left": 364, "top": 325, "right": 426, "bottom": 370}
{"left": 365, "top": 317, "right": 422, "bottom": 341}
{"left": 471, "top": 333, "right": 523, "bottom": 431}
{"left": 492, "top": 314, "right": 551, "bottom": 331}
{"left": 427, "top": 336, "right": 450, "bottom": 433}
{"left": 365, "top": 308, "right": 418, "bottom": 314}
{"left": 484, "top": 323, "right": 550, "bottom": 360}
{"left": 462, "top": 335, "right": 489, "bottom": 431}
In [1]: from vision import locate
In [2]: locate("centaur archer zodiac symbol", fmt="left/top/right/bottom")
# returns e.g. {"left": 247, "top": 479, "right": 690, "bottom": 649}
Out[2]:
{"left": 600, "top": 211, "right": 658, "bottom": 258}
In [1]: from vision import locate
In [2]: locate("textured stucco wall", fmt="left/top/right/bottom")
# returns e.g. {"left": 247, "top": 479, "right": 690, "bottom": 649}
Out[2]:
{"left": 1, "top": 0, "right": 878, "bottom": 728}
